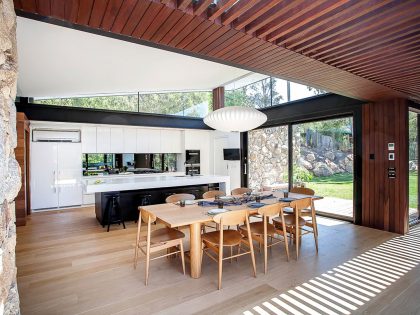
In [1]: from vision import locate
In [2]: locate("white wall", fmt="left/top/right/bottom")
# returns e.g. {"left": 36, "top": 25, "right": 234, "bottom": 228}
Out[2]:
{"left": 212, "top": 131, "right": 241, "bottom": 192}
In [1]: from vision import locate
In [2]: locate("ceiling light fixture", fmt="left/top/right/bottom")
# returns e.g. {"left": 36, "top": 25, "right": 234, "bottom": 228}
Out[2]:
{"left": 203, "top": 106, "right": 267, "bottom": 132}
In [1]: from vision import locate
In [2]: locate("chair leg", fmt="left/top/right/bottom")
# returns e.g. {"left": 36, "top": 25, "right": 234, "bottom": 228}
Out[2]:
{"left": 264, "top": 237, "right": 268, "bottom": 275}
{"left": 249, "top": 240, "right": 257, "bottom": 278}
{"left": 236, "top": 243, "right": 241, "bottom": 262}
{"left": 134, "top": 220, "right": 141, "bottom": 269}
{"left": 145, "top": 247, "right": 150, "bottom": 286}
{"left": 263, "top": 217, "right": 268, "bottom": 274}
{"left": 218, "top": 245, "right": 223, "bottom": 290}
{"left": 230, "top": 246, "right": 233, "bottom": 263}
{"left": 179, "top": 240, "right": 186, "bottom": 275}
{"left": 283, "top": 229, "right": 290, "bottom": 262}
{"left": 295, "top": 226, "right": 300, "bottom": 260}
{"left": 201, "top": 243, "right": 205, "bottom": 267}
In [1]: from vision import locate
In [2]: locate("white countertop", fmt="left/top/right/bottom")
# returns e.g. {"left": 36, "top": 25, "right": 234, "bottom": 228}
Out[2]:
{"left": 83, "top": 174, "right": 230, "bottom": 194}
{"left": 83, "top": 172, "right": 185, "bottom": 179}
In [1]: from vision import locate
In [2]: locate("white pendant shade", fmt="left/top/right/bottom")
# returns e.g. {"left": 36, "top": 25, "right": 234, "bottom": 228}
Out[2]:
{"left": 203, "top": 106, "right": 267, "bottom": 132}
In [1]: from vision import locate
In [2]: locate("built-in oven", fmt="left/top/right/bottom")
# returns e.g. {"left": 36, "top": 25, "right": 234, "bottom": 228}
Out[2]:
{"left": 185, "top": 150, "right": 200, "bottom": 175}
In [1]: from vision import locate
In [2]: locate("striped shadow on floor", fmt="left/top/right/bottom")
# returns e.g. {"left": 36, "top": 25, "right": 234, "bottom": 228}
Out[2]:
{"left": 243, "top": 225, "right": 420, "bottom": 315}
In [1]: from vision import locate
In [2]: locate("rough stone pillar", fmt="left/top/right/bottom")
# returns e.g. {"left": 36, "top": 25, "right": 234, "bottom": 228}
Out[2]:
{"left": 0, "top": 0, "right": 21, "bottom": 314}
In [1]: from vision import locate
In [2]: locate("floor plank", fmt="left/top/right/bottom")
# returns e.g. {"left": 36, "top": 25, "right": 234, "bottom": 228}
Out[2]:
{"left": 16, "top": 207, "right": 420, "bottom": 315}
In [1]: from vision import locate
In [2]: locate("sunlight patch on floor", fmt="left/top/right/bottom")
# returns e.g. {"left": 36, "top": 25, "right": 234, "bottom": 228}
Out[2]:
{"left": 244, "top": 225, "right": 420, "bottom": 315}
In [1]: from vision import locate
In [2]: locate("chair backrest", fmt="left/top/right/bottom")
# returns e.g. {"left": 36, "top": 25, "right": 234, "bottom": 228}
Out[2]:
{"left": 290, "top": 198, "right": 312, "bottom": 211}
{"left": 202, "top": 190, "right": 226, "bottom": 199}
{"left": 165, "top": 193, "right": 196, "bottom": 203}
{"left": 140, "top": 208, "right": 156, "bottom": 224}
{"left": 231, "top": 187, "right": 252, "bottom": 195}
{"left": 291, "top": 187, "right": 315, "bottom": 196}
{"left": 213, "top": 210, "right": 248, "bottom": 226}
{"left": 257, "top": 202, "right": 288, "bottom": 217}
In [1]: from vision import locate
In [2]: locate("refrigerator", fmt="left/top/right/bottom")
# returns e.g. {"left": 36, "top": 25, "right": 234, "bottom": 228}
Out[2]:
{"left": 31, "top": 142, "right": 82, "bottom": 210}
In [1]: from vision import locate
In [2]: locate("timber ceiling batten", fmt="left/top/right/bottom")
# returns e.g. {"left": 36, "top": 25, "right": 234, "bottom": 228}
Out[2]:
{"left": 14, "top": 0, "right": 420, "bottom": 102}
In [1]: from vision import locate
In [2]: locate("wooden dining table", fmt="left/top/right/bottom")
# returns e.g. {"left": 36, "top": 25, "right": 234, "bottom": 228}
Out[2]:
{"left": 138, "top": 191, "right": 322, "bottom": 279}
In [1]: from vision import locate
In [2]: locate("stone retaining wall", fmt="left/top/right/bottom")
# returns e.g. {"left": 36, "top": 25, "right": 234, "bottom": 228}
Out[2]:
{"left": 249, "top": 127, "right": 353, "bottom": 190}
{"left": 0, "top": 0, "right": 21, "bottom": 314}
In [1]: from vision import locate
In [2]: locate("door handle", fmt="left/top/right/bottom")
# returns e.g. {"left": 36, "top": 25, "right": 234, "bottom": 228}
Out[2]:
{"left": 53, "top": 170, "right": 57, "bottom": 193}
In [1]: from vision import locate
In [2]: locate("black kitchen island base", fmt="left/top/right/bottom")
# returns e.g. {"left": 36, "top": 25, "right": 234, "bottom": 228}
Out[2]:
{"left": 95, "top": 184, "right": 217, "bottom": 225}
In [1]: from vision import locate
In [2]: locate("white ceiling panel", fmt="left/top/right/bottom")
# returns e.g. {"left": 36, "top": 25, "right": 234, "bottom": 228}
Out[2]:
{"left": 16, "top": 17, "right": 249, "bottom": 98}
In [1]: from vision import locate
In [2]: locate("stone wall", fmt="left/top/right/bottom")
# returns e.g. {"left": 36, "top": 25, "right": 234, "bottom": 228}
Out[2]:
{"left": 248, "top": 126, "right": 299, "bottom": 190}
{"left": 0, "top": 0, "right": 21, "bottom": 314}
{"left": 249, "top": 126, "right": 353, "bottom": 190}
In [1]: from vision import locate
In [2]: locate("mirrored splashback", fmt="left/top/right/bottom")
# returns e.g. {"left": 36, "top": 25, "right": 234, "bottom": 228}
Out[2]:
{"left": 82, "top": 153, "right": 178, "bottom": 176}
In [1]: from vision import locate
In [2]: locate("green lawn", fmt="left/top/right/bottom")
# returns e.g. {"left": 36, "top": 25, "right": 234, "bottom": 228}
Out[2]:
{"left": 305, "top": 173, "right": 353, "bottom": 200}
{"left": 409, "top": 171, "right": 418, "bottom": 209}
{"left": 303, "top": 172, "right": 418, "bottom": 209}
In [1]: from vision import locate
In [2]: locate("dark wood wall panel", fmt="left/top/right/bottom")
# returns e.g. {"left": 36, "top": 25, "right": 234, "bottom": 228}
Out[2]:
{"left": 212, "top": 87, "right": 224, "bottom": 110}
{"left": 15, "top": 113, "right": 30, "bottom": 227}
{"left": 362, "top": 99, "right": 409, "bottom": 234}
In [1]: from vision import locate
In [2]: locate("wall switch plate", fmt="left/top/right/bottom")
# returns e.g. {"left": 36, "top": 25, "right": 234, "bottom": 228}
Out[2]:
{"left": 389, "top": 152, "right": 395, "bottom": 160}
{"left": 388, "top": 143, "right": 395, "bottom": 151}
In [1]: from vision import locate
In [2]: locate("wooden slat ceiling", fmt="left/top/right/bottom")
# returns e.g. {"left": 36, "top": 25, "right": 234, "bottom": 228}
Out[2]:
{"left": 14, "top": 0, "right": 420, "bottom": 102}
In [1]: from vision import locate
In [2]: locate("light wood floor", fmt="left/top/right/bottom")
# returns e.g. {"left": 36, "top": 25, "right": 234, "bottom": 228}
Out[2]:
{"left": 16, "top": 207, "right": 420, "bottom": 315}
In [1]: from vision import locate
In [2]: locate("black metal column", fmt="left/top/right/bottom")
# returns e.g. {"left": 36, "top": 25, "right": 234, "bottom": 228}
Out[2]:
{"left": 288, "top": 124, "right": 293, "bottom": 191}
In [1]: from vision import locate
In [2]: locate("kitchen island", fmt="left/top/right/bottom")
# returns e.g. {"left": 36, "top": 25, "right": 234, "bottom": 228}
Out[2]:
{"left": 82, "top": 175, "right": 230, "bottom": 224}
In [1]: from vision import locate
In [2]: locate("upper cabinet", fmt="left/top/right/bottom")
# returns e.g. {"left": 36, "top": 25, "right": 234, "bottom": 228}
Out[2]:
{"left": 82, "top": 126, "right": 183, "bottom": 154}
{"left": 123, "top": 128, "right": 137, "bottom": 153}
{"left": 161, "top": 129, "right": 182, "bottom": 153}
{"left": 110, "top": 128, "right": 124, "bottom": 153}
{"left": 136, "top": 129, "right": 161, "bottom": 153}
{"left": 96, "top": 127, "right": 111, "bottom": 153}
{"left": 81, "top": 127, "right": 97, "bottom": 153}
{"left": 185, "top": 130, "right": 212, "bottom": 174}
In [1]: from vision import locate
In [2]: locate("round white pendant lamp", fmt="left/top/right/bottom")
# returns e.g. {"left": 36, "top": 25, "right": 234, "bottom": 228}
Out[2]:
{"left": 203, "top": 106, "right": 267, "bottom": 132}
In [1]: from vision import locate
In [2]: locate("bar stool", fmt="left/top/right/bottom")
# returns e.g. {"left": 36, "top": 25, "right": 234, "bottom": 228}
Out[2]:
{"left": 103, "top": 193, "right": 126, "bottom": 232}
{"left": 135, "top": 194, "right": 152, "bottom": 223}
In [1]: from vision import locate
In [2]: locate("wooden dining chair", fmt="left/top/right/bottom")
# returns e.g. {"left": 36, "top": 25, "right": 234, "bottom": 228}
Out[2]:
{"left": 201, "top": 210, "right": 256, "bottom": 290}
{"left": 134, "top": 208, "right": 186, "bottom": 285}
{"left": 239, "top": 203, "right": 290, "bottom": 274}
{"left": 290, "top": 187, "right": 315, "bottom": 196}
{"left": 165, "top": 193, "right": 195, "bottom": 203}
{"left": 272, "top": 198, "right": 318, "bottom": 260}
{"left": 290, "top": 187, "right": 318, "bottom": 235}
{"left": 202, "top": 190, "right": 226, "bottom": 199}
{"left": 231, "top": 187, "right": 252, "bottom": 195}
{"left": 201, "top": 191, "right": 226, "bottom": 232}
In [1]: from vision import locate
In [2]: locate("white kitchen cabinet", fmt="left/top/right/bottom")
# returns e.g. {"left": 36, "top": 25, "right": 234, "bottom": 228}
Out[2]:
{"left": 83, "top": 193, "right": 95, "bottom": 205}
{"left": 149, "top": 129, "right": 162, "bottom": 153}
{"left": 31, "top": 141, "right": 82, "bottom": 210}
{"left": 31, "top": 142, "right": 59, "bottom": 209}
{"left": 96, "top": 127, "right": 111, "bottom": 153}
{"left": 81, "top": 126, "right": 97, "bottom": 153}
{"left": 136, "top": 128, "right": 161, "bottom": 153}
{"left": 161, "top": 129, "right": 182, "bottom": 153}
{"left": 57, "top": 143, "right": 83, "bottom": 207}
{"left": 185, "top": 130, "right": 211, "bottom": 174}
{"left": 123, "top": 128, "right": 137, "bottom": 153}
{"left": 110, "top": 128, "right": 124, "bottom": 153}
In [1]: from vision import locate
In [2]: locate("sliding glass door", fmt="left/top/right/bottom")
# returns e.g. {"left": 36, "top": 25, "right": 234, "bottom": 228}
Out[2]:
{"left": 408, "top": 111, "right": 419, "bottom": 225}
{"left": 247, "top": 116, "right": 355, "bottom": 220}
{"left": 292, "top": 117, "right": 354, "bottom": 219}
